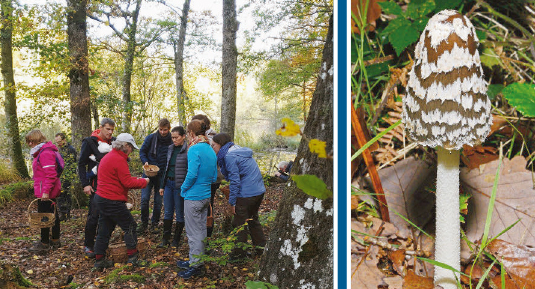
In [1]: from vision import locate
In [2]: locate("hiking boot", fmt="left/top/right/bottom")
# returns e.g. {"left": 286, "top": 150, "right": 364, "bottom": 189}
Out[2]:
{"left": 28, "top": 242, "right": 50, "bottom": 254}
{"left": 157, "top": 219, "right": 172, "bottom": 248}
{"left": 84, "top": 246, "right": 96, "bottom": 258}
{"left": 176, "top": 260, "right": 190, "bottom": 269}
{"left": 93, "top": 258, "right": 113, "bottom": 271}
{"left": 136, "top": 222, "right": 148, "bottom": 234}
{"left": 178, "top": 266, "right": 202, "bottom": 279}
{"left": 50, "top": 239, "right": 61, "bottom": 249}
{"left": 171, "top": 222, "right": 185, "bottom": 248}
{"left": 126, "top": 252, "right": 147, "bottom": 267}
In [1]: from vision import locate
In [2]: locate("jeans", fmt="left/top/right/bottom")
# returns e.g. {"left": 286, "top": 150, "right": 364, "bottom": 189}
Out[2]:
{"left": 140, "top": 174, "right": 163, "bottom": 225}
{"left": 184, "top": 198, "right": 209, "bottom": 267}
{"left": 233, "top": 193, "right": 266, "bottom": 253}
{"left": 93, "top": 194, "right": 138, "bottom": 255}
{"left": 84, "top": 193, "right": 100, "bottom": 249}
{"left": 162, "top": 179, "right": 184, "bottom": 223}
{"left": 38, "top": 199, "right": 60, "bottom": 243}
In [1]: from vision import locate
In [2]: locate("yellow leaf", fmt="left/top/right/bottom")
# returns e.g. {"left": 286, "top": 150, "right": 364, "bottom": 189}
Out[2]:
{"left": 276, "top": 118, "right": 301, "bottom": 137}
{"left": 309, "top": 139, "right": 327, "bottom": 158}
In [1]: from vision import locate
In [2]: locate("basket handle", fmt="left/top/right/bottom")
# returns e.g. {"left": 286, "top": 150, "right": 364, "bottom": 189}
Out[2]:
{"left": 27, "top": 198, "right": 57, "bottom": 213}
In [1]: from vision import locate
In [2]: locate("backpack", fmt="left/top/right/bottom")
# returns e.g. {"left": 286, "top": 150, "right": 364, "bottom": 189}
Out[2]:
{"left": 36, "top": 148, "right": 65, "bottom": 177}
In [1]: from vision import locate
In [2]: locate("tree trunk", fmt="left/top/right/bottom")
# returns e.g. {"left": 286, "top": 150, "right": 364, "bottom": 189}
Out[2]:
{"left": 67, "top": 0, "right": 91, "bottom": 149}
{"left": 174, "top": 0, "right": 191, "bottom": 127}
{"left": 257, "top": 15, "right": 333, "bottom": 288}
{"left": 121, "top": 0, "right": 141, "bottom": 133}
{"left": 1, "top": 0, "right": 29, "bottom": 178}
{"left": 302, "top": 80, "right": 307, "bottom": 122}
{"left": 221, "top": 0, "right": 238, "bottom": 140}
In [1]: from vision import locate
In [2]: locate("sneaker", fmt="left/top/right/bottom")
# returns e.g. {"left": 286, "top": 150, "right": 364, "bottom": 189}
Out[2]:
{"left": 93, "top": 258, "right": 114, "bottom": 271}
{"left": 177, "top": 266, "right": 202, "bottom": 279}
{"left": 28, "top": 242, "right": 50, "bottom": 254}
{"left": 136, "top": 222, "right": 148, "bottom": 234}
{"left": 50, "top": 239, "right": 61, "bottom": 249}
{"left": 176, "top": 260, "right": 190, "bottom": 269}
{"left": 84, "top": 246, "right": 96, "bottom": 258}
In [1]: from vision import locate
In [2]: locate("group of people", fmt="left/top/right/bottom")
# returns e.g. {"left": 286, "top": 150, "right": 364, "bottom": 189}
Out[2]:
{"left": 25, "top": 115, "right": 268, "bottom": 279}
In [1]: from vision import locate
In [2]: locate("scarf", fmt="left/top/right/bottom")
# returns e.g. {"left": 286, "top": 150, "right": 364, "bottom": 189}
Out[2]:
{"left": 217, "top": 142, "right": 234, "bottom": 179}
{"left": 188, "top": 135, "right": 209, "bottom": 147}
{"left": 30, "top": 142, "right": 46, "bottom": 158}
{"left": 150, "top": 131, "right": 172, "bottom": 157}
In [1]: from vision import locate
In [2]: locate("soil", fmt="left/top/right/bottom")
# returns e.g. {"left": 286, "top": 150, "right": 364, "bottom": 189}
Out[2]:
{"left": 0, "top": 183, "right": 286, "bottom": 288}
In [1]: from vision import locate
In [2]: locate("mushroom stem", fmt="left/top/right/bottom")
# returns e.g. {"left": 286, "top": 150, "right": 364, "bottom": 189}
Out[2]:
{"left": 435, "top": 146, "right": 461, "bottom": 289}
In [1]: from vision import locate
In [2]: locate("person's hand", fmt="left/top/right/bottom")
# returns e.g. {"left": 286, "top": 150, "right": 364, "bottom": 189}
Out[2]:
{"left": 159, "top": 189, "right": 164, "bottom": 196}
{"left": 144, "top": 178, "right": 150, "bottom": 184}
{"left": 41, "top": 193, "right": 49, "bottom": 200}
{"left": 275, "top": 172, "right": 281, "bottom": 177}
{"left": 231, "top": 206, "right": 235, "bottom": 215}
{"left": 83, "top": 185, "right": 94, "bottom": 195}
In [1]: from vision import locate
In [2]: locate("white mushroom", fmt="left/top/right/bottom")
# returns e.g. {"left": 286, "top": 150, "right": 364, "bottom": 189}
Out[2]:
{"left": 402, "top": 10, "right": 492, "bottom": 289}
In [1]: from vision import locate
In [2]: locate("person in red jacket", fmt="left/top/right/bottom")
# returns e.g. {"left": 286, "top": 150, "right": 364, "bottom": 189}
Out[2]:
{"left": 26, "top": 130, "right": 63, "bottom": 254}
{"left": 93, "top": 133, "right": 149, "bottom": 270}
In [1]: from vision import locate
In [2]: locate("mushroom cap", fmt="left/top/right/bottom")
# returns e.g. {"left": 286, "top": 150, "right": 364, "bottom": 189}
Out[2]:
{"left": 402, "top": 10, "right": 492, "bottom": 150}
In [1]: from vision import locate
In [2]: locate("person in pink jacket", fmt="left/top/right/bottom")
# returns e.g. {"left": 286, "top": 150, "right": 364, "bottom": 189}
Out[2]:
{"left": 25, "top": 130, "right": 63, "bottom": 254}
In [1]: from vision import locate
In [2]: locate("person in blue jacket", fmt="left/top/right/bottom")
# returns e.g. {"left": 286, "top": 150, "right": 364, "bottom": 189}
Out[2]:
{"left": 157, "top": 126, "right": 188, "bottom": 248}
{"left": 176, "top": 120, "right": 217, "bottom": 279}
{"left": 211, "top": 132, "right": 266, "bottom": 261}
{"left": 138, "top": 118, "right": 173, "bottom": 234}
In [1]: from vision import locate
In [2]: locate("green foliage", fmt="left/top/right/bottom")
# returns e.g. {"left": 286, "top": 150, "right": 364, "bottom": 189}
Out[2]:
{"left": 0, "top": 181, "right": 34, "bottom": 205}
{"left": 291, "top": 175, "right": 332, "bottom": 199}
{"left": 487, "top": 84, "right": 504, "bottom": 101}
{"left": 245, "top": 280, "right": 279, "bottom": 289}
{"left": 502, "top": 82, "right": 535, "bottom": 117}
{"left": 259, "top": 210, "right": 277, "bottom": 227}
{"left": 198, "top": 224, "right": 254, "bottom": 266}
{"left": 0, "top": 163, "right": 22, "bottom": 184}
{"left": 104, "top": 265, "right": 145, "bottom": 284}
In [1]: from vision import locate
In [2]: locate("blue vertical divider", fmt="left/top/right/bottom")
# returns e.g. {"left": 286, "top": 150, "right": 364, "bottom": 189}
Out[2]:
{"left": 336, "top": 0, "right": 348, "bottom": 288}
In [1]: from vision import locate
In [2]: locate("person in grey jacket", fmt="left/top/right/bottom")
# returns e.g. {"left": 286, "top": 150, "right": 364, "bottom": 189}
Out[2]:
{"left": 158, "top": 126, "right": 188, "bottom": 248}
{"left": 211, "top": 133, "right": 266, "bottom": 260}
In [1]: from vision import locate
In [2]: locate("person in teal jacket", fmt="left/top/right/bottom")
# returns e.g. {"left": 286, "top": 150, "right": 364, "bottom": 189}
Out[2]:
{"left": 211, "top": 132, "right": 266, "bottom": 261}
{"left": 176, "top": 119, "right": 217, "bottom": 279}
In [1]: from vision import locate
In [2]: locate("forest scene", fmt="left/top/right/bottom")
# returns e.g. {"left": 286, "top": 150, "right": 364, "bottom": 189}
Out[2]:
{"left": 352, "top": 0, "right": 535, "bottom": 288}
{"left": 0, "top": 0, "right": 333, "bottom": 288}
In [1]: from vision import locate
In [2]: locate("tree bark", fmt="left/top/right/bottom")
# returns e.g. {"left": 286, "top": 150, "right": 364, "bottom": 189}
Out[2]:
{"left": 1, "top": 0, "right": 29, "bottom": 178}
{"left": 174, "top": 0, "right": 191, "bottom": 127}
{"left": 67, "top": 0, "right": 91, "bottom": 149}
{"left": 221, "top": 0, "right": 238, "bottom": 140}
{"left": 121, "top": 0, "right": 142, "bottom": 133}
{"left": 257, "top": 15, "right": 333, "bottom": 288}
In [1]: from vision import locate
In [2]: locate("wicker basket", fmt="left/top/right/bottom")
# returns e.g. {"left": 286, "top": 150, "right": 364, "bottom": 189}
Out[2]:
{"left": 107, "top": 238, "right": 148, "bottom": 263}
{"left": 28, "top": 199, "right": 56, "bottom": 229}
{"left": 143, "top": 165, "right": 159, "bottom": 177}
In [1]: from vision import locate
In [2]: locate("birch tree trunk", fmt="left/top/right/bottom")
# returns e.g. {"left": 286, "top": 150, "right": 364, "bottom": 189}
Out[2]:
{"left": 174, "top": 0, "right": 191, "bottom": 127}
{"left": 257, "top": 15, "right": 333, "bottom": 289}
{"left": 1, "top": 0, "right": 29, "bottom": 178}
{"left": 221, "top": 0, "right": 238, "bottom": 140}
{"left": 67, "top": 0, "right": 92, "bottom": 149}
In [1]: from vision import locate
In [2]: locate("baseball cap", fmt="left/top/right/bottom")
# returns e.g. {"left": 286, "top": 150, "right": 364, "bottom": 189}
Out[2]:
{"left": 116, "top": 133, "right": 139, "bottom": 150}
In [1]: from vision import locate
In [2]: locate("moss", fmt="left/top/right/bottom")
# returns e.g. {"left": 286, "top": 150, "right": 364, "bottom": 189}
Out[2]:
{"left": 0, "top": 263, "right": 33, "bottom": 287}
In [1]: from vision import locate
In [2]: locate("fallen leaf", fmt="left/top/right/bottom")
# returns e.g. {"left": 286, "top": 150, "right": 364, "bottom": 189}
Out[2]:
{"left": 402, "top": 269, "right": 434, "bottom": 289}
{"left": 351, "top": 0, "right": 383, "bottom": 33}
{"left": 26, "top": 269, "right": 33, "bottom": 274}
{"left": 461, "top": 156, "right": 535, "bottom": 251}
{"left": 461, "top": 145, "right": 499, "bottom": 170}
{"left": 388, "top": 249, "right": 406, "bottom": 276}
{"left": 351, "top": 195, "right": 359, "bottom": 210}
{"left": 383, "top": 275, "right": 403, "bottom": 289}
{"left": 486, "top": 239, "right": 535, "bottom": 289}
{"left": 363, "top": 157, "right": 436, "bottom": 238}
{"left": 351, "top": 245, "right": 386, "bottom": 288}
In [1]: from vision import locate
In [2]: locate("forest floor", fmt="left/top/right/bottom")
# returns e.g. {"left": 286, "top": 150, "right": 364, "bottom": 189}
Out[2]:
{"left": 0, "top": 182, "right": 286, "bottom": 288}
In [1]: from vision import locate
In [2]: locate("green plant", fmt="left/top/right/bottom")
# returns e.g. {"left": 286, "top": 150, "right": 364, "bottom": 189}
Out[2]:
{"left": 245, "top": 280, "right": 279, "bottom": 289}
{"left": 0, "top": 163, "right": 22, "bottom": 184}
{"left": 259, "top": 210, "right": 277, "bottom": 227}
{"left": 104, "top": 265, "right": 145, "bottom": 284}
{"left": 197, "top": 223, "right": 254, "bottom": 266}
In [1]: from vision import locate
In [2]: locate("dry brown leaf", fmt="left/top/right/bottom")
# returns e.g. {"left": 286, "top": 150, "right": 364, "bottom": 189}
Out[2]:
{"left": 490, "top": 115, "right": 508, "bottom": 135}
{"left": 461, "top": 145, "right": 499, "bottom": 170}
{"left": 486, "top": 239, "right": 535, "bottom": 289}
{"left": 461, "top": 156, "right": 535, "bottom": 252}
{"left": 351, "top": 0, "right": 383, "bottom": 34}
{"left": 363, "top": 157, "right": 436, "bottom": 238}
{"left": 490, "top": 273, "right": 519, "bottom": 289}
{"left": 351, "top": 245, "right": 386, "bottom": 288}
{"left": 388, "top": 249, "right": 406, "bottom": 276}
{"left": 351, "top": 195, "right": 359, "bottom": 210}
{"left": 384, "top": 275, "right": 403, "bottom": 289}
{"left": 402, "top": 269, "right": 434, "bottom": 289}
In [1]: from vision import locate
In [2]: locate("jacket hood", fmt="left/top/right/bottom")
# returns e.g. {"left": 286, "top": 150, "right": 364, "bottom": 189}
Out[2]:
{"left": 91, "top": 129, "right": 106, "bottom": 142}
{"left": 227, "top": 146, "right": 253, "bottom": 158}
{"left": 32, "top": 141, "right": 58, "bottom": 158}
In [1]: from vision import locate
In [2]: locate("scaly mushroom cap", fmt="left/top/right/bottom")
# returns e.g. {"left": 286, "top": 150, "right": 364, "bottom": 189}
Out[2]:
{"left": 402, "top": 10, "right": 492, "bottom": 150}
